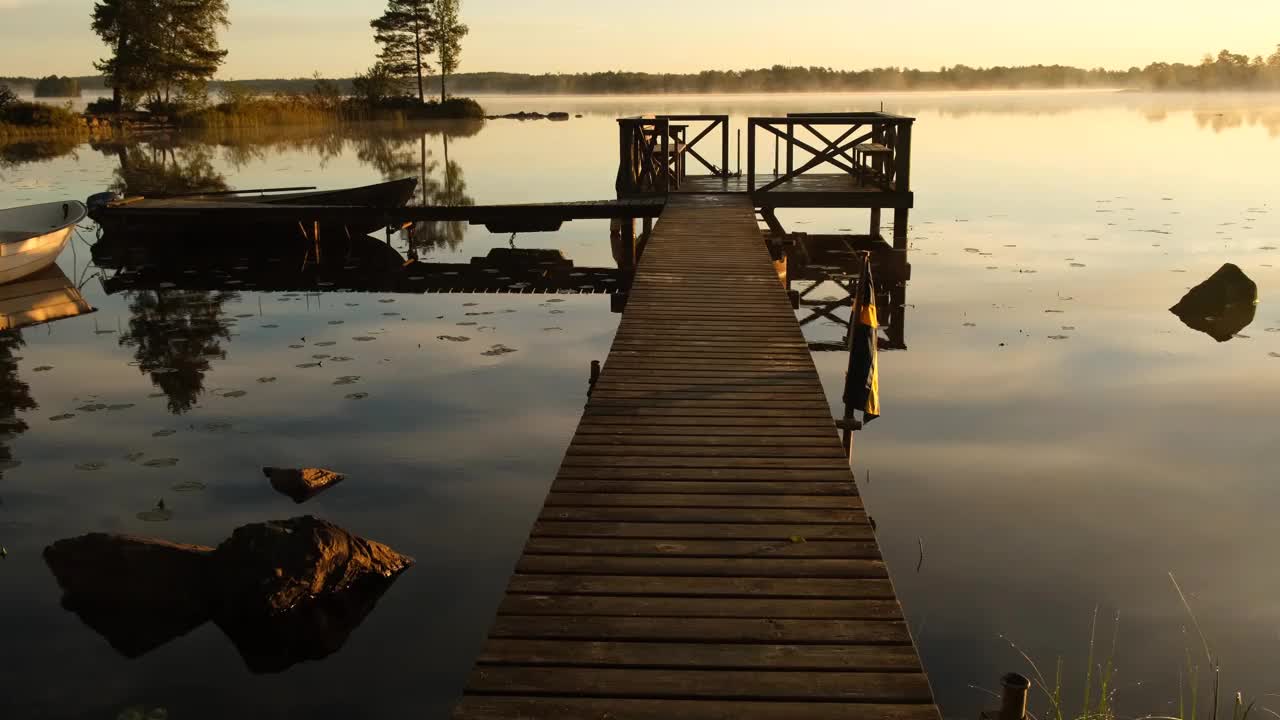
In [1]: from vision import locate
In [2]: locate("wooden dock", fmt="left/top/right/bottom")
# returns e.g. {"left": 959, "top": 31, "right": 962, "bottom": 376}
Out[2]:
{"left": 453, "top": 194, "right": 937, "bottom": 719}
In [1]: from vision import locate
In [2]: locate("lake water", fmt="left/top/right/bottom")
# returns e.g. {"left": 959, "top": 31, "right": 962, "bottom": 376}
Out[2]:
{"left": 1, "top": 91, "right": 1278, "bottom": 719}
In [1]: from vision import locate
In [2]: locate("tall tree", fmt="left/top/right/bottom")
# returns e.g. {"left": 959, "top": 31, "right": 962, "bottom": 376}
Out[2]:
{"left": 371, "top": 0, "right": 434, "bottom": 103}
{"left": 92, "top": 0, "right": 229, "bottom": 109}
{"left": 430, "top": 0, "right": 468, "bottom": 102}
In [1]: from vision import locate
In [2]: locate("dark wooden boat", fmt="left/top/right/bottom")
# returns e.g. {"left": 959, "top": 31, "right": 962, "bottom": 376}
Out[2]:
{"left": 90, "top": 178, "right": 419, "bottom": 240}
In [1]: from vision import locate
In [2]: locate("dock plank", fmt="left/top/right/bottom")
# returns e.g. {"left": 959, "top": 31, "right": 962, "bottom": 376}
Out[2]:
{"left": 454, "top": 194, "right": 936, "bottom": 719}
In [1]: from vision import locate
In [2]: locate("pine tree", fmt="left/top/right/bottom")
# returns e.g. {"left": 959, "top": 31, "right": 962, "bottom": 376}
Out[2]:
{"left": 431, "top": 0, "right": 468, "bottom": 102}
{"left": 371, "top": 0, "right": 435, "bottom": 103}
{"left": 92, "top": 0, "right": 229, "bottom": 110}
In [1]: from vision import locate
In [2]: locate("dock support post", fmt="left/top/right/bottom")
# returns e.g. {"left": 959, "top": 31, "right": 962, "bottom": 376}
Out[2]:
{"left": 893, "top": 208, "right": 909, "bottom": 250}
{"left": 869, "top": 207, "right": 882, "bottom": 241}
{"left": 991, "top": 673, "right": 1030, "bottom": 720}
{"left": 786, "top": 121, "right": 794, "bottom": 176}
{"left": 760, "top": 208, "right": 785, "bottom": 237}
{"left": 588, "top": 360, "right": 601, "bottom": 396}
{"left": 611, "top": 217, "right": 638, "bottom": 270}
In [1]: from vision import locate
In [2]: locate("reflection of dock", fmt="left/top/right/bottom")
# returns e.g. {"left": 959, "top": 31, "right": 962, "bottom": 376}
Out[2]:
{"left": 454, "top": 194, "right": 937, "bottom": 718}
{"left": 94, "top": 196, "right": 665, "bottom": 235}
{"left": 95, "top": 240, "right": 628, "bottom": 297}
{"left": 787, "top": 233, "right": 911, "bottom": 352}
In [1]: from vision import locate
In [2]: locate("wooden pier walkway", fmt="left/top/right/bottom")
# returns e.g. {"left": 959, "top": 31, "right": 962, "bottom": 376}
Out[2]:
{"left": 454, "top": 194, "right": 938, "bottom": 720}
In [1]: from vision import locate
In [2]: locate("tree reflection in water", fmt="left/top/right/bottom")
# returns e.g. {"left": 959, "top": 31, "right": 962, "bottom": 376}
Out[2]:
{"left": 98, "top": 139, "right": 229, "bottom": 196}
{"left": 352, "top": 122, "right": 480, "bottom": 253}
{"left": 0, "top": 330, "right": 35, "bottom": 476}
{"left": 118, "top": 290, "right": 237, "bottom": 415}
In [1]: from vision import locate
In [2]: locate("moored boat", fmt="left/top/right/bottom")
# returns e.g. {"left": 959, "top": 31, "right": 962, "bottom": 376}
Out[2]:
{"left": 89, "top": 178, "right": 419, "bottom": 240}
{"left": 0, "top": 201, "right": 88, "bottom": 285}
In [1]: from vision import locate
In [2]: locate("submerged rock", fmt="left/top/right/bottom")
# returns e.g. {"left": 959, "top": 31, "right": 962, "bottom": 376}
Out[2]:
{"left": 43, "top": 517, "right": 413, "bottom": 672}
{"left": 1170, "top": 263, "right": 1259, "bottom": 342}
{"left": 43, "top": 534, "right": 215, "bottom": 657}
{"left": 213, "top": 569, "right": 402, "bottom": 673}
{"left": 211, "top": 516, "right": 413, "bottom": 618}
{"left": 263, "top": 467, "right": 345, "bottom": 503}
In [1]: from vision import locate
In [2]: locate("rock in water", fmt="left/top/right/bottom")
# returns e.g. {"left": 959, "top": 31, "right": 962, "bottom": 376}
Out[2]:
{"left": 43, "top": 534, "right": 215, "bottom": 657}
{"left": 1170, "top": 263, "right": 1258, "bottom": 342}
{"left": 212, "top": 516, "right": 413, "bottom": 617}
{"left": 211, "top": 516, "right": 414, "bottom": 672}
{"left": 263, "top": 467, "right": 345, "bottom": 503}
{"left": 42, "top": 518, "right": 412, "bottom": 672}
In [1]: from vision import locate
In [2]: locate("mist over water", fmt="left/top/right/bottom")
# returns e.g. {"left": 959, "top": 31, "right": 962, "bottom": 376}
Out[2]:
{"left": 1, "top": 90, "right": 1278, "bottom": 718}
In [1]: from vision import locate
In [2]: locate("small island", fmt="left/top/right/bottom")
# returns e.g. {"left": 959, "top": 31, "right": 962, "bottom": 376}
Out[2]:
{"left": 33, "top": 75, "right": 81, "bottom": 98}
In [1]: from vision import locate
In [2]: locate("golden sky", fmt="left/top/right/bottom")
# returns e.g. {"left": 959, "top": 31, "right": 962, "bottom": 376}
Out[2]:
{"left": 3, "top": 0, "right": 1279, "bottom": 78}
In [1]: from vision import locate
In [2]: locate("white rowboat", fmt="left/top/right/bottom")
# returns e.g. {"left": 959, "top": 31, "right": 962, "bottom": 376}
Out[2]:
{"left": 0, "top": 201, "right": 88, "bottom": 285}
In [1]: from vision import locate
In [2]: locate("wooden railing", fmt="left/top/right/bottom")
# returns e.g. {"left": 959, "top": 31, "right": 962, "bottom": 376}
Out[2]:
{"left": 746, "top": 113, "right": 914, "bottom": 195}
{"left": 616, "top": 116, "right": 672, "bottom": 195}
{"left": 616, "top": 115, "right": 731, "bottom": 195}
{"left": 658, "top": 114, "right": 731, "bottom": 179}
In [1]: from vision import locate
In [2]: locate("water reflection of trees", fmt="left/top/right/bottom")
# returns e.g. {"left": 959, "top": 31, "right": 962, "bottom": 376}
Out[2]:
{"left": 118, "top": 290, "right": 236, "bottom": 415}
{"left": 102, "top": 140, "right": 230, "bottom": 195}
{"left": 0, "top": 137, "right": 80, "bottom": 170}
{"left": 0, "top": 331, "right": 35, "bottom": 477}
{"left": 349, "top": 127, "right": 478, "bottom": 253}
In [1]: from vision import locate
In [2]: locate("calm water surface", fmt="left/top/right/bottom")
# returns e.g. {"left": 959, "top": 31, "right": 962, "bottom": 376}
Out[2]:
{"left": 1, "top": 91, "right": 1278, "bottom": 718}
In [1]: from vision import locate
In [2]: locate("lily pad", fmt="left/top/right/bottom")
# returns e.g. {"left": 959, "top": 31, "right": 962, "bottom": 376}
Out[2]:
{"left": 296, "top": 362, "right": 322, "bottom": 369}
{"left": 437, "top": 335, "right": 470, "bottom": 342}
{"left": 256, "top": 377, "right": 277, "bottom": 384}
{"left": 329, "top": 356, "right": 354, "bottom": 363}
{"left": 152, "top": 429, "right": 177, "bottom": 438}
{"left": 352, "top": 336, "right": 377, "bottom": 342}
{"left": 107, "top": 403, "right": 135, "bottom": 411}
{"left": 33, "top": 366, "right": 54, "bottom": 372}
{"left": 171, "top": 481, "right": 206, "bottom": 492}
{"left": 75, "top": 461, "right": 107, "bottom": 471}
{"left": 314, "top": 341, "right": 337, "bottom": 347}
{"left": 143, "top": 458, "right": 180, "bottom": 468}
{"left": 344, "top": 392, "right": 369, "bottom": 400}
{"left": 49, "top": 413, "right": 75, "bottom": 422}
{"left": 221, "top": 390, "right": 247, "bottom": 399}
{"left": 333, "top": 376, "right": 361, "bottom": 386}
{"left": 482, "top": 344, "right": 519, "bottom": 357}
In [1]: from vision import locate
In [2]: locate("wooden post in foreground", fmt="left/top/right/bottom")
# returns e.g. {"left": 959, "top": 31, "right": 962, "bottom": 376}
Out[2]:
{"left": 982, "top": 673, "right": 1030, "bottom": 720}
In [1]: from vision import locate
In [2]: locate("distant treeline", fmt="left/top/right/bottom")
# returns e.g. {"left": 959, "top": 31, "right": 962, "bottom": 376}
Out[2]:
{"left": 8, "top": 47, "right": 1280, "bottom": 95}
{"left": 34, "top": 76, "right": 81, "bottom": 97}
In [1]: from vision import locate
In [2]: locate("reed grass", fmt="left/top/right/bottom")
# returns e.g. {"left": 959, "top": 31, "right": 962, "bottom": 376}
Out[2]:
{"left": 994, "top": 575, "right": 1271, "bottom": 720}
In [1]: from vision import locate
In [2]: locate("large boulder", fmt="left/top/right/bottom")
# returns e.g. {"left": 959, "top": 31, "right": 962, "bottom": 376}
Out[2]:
{"left": 210, "top": 516, "right": 414, "bottom": 673}
{"left": 211, "top": 516, "right": 413, "bottom": 618}
{"left": 43, "top": 534, "right": 215, "bottom": 657}
{"left": 43, "top": 518, "right": 413, "bottom": 671}
{"left": 1170, "top": 263, "right": 1258, "bottom": 342}
{"left": 263, "top": 467, "right": 345, "bottom": 503}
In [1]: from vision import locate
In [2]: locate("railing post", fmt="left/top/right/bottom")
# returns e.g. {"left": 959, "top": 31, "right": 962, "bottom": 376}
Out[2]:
{"left": 660, "top": 119, "right": 670, "bottom": 193}
{"left": 721, "top": 117, "right": 730, "bottom": 177}
{"left": 894, "top": 121, "right": 912, "bottom": 193}
{"left": 747, "top": 120, "right": 756, "bottom": 192}
{"left": 786, "top": 121, "right": 794, "bottom": 176}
